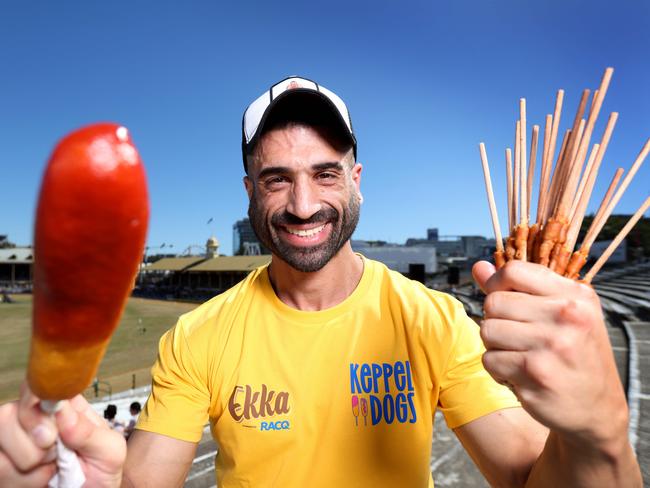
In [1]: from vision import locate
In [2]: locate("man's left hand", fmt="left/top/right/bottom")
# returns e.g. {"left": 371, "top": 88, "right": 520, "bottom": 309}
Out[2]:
{"left": 472, "top": 259, "right": 628, "bottom": 449}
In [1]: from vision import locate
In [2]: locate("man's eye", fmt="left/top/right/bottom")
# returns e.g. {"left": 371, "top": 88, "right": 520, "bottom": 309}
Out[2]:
{"left": 265, "top": 176, "right": 288, "bottom": 187}
{"left": 317, "top": 172, "right": 336, "bottom": 180}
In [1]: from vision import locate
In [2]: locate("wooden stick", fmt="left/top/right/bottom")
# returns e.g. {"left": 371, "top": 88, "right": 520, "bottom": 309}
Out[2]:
{"left": 554, "top": 119, "right": 586, "bottom": 218}
{"left": 520, "top": 99, "right": 528, "bottom": 226}
{"left": 555, "top": 89, "right": 591, "bottom": 205}
{"left": 583, "top": 197, "right": 650, "bottom": 283}
{"left": 506, "top": 148, "right": 514, "bottom": 231}
{"left": 569, "top": 112, "right": 619, "bottom": 221}
{"left": 579, "top": 167, "right": 626, "bottom": 251}
{"left": 545, "top": 90, "right": 565, "bottom": 185}
{"left": 514, "top": 120, "right": 521, "bottom": 226}
{"left": 543, "top": 129, "right": 571, "bottom": 223}
{"left": 540, "top": 91, "right": 565, "bottom": 223}
{"left": 479, "top": 143, "right": 504, "bottom": 250}
{"left": 556, "top": 68, "right": 613, "bottom": 221}
{"left": 565, "top": 144, "right": 600, "bottom": 251}
{"left": 580, "top": 169, "right": 624, "bottom": 255}
{"left": 596, "top": 168, "right": 625, "bottom": 227}
{"left": 536, "top": 115, "right": 553, "bottom": 225}
{"left": 581, "top": 137, "right": 650, "bottom": 252}
{"left": 527, "top": 125, "right": 540, "bottom": 223}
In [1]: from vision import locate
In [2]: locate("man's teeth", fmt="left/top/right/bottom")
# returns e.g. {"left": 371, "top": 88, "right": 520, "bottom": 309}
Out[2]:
{"left": 285, "top": 224, "right": 325, "bottom": 237}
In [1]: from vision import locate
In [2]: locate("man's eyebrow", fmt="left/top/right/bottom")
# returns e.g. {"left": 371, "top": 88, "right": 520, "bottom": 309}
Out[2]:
{"left": 312, "top": 161, "right": 344, "bottom": 172}
{"left": 257, "top": 166, "right": 291, "bottom": 179}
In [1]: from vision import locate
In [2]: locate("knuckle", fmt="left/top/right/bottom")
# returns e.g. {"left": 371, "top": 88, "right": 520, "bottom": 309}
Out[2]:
{"left": 479, "top": 320, "right": 492, "bottom": 345}
{"left": 548, "top": 332, "right": 575, "bottom": 359}
{"left": 0, "top": 402, "right": 17, "bottom": 424}
{"left": 481, "top": 351, "right": 495, "bottom": 373}
{"left": 524, "top": 355, "right": 553, "bottom": 389}
{"left": 555, "top": 297, "right": 581, "bottom": 324}
{"left": 483, "top": 293, "right": 500, "bottom": 317}
{"left": 501, "top": 261, "right": 518, "bottom": 282}
{"left": 12, "top": 446, "right": 43, "bottom": 473}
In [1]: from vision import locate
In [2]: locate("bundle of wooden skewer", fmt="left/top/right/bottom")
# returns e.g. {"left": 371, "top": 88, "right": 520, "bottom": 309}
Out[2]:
{"left": 479, "top": 67, "right": 649, "bottom": 283}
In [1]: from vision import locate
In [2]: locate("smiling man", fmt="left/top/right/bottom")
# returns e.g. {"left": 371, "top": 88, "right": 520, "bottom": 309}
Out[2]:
{"left": 0, "top": 76, "right": 640, "bottom": 487}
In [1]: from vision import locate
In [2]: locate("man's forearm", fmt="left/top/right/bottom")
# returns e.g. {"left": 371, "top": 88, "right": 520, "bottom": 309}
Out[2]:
{"left": 525, "top": 430, "right": 642, "bottom": 487}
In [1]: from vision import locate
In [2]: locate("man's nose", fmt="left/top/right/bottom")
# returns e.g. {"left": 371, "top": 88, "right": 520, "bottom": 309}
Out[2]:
{"left": 286, "top": 179, "right": 322, "bottom": 220}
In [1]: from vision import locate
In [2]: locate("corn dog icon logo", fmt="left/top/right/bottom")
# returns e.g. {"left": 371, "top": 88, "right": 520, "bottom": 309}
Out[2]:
{"left": 349, "top": 360, "right": 417, "bottom": 426}
{"left": 360, "top": 397, "right": 368, "bottom": 426}
{"left": 352, "top": 395, "right": 360, "bottom": 426}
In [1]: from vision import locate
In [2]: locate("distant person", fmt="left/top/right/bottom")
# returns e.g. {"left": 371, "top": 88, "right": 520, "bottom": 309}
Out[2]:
{"left": 104, "top": 404, "right": 124, "bottom": 434}
{"left": 0, "top": 75, "right": 641, "bottom": 487}
{"left": 124, "top": 402, "right": 141, "bottom": 439}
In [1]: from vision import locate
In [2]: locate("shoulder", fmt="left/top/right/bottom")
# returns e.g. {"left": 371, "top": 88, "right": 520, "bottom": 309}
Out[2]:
{"left": 167, "top": 265, "right": 267, "bottom": 341}
{"left": 365, "top": 257, "right": 466, "bottom": 322}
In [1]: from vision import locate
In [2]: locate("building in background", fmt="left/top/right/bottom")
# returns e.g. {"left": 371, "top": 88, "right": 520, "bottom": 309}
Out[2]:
{"left": 352, "top": 240, "right": 437, "bottom": 278}
{"left": 589, "top": 239, "right": 626, "bottom": 264}
{"left": 232, "top": 218, "right": 269, "bottom": 255}
{"left": 406, "top": 227, "right": 495, "bottom": 260}
{"left": 0, "top": 247, "right": 32, "bottom": 288}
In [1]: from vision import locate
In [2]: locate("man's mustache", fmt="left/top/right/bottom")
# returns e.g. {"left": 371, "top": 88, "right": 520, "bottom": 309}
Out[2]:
{"left": 271, "top": 207, "right": 339, "bottom": 226}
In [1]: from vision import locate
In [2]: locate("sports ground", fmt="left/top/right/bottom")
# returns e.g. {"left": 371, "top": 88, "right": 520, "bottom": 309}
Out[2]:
{"left": 0, "top": 295, "right": 196, "bottom": 403}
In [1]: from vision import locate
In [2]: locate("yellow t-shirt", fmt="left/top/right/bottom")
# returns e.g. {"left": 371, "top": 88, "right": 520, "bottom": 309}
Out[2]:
{"left": 137, "top": 257, "right": 519, "bottom": 487}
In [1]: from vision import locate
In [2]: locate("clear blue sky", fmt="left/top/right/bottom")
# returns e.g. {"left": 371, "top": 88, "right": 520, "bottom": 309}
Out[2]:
{"left": 2, "top": 1, "right": 649, "bottom": 255}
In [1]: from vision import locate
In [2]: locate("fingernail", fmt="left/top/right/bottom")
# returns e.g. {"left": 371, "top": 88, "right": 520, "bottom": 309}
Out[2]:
{"left": 31, "top": 423, "right": 56, "bottom": 448}
{"left": 57, "top": 403, "right": 79, "bottom": 430}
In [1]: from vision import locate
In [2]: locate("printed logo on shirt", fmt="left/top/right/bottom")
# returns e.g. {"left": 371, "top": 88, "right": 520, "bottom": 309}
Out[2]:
{"left": 349, "top": 360, "right": 417, "bottom": 426}
{"left": 227, "top": 384, "right": 291, "bottom": 431}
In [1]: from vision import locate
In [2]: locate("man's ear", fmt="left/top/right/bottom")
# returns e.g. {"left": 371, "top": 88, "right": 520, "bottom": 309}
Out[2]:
{"left": 243, "top": 175, "right": 253, "bottom": 199}
{"left": 352, "top": 162, "right": 363, "bottom": 203}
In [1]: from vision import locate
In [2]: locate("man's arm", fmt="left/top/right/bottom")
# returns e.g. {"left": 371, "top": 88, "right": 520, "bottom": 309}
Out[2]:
{"left": 454, "top": 408, "right": 548, "bottom": 487}
{"left": 459, "top": 260, "right": 642, "bottom": 487}
{"left": 122, "top": 430, "right": 197, "bottom": 488}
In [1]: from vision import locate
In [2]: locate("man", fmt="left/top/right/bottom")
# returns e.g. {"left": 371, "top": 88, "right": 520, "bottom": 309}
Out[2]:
{"left": 123, "top": 402, "right": 141, "bottom": 440}
{"left": 0, "top": 76, "right": 641, "bottom": 487}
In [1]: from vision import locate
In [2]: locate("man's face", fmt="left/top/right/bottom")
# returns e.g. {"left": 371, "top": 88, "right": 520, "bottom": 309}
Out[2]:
{"left": 244, "top": 124, "right": 362, "bottom": 273}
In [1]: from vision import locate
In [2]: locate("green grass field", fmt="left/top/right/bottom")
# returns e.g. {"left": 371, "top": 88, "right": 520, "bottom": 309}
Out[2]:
{"left": 0, "top": 295, "right": 197, "bottom": 403}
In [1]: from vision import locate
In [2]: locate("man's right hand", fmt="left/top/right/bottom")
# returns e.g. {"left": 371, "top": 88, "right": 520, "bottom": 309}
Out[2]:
{"left": 0, "top": 382, "right": 126, "bottom": 487}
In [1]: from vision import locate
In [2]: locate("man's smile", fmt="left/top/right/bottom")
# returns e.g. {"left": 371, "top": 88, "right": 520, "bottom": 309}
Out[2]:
{"left": 278, "top": 222, "right": 331, "bottom": 246}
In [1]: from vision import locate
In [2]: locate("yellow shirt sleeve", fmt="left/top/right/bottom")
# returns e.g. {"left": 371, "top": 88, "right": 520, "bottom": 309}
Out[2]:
{"left": 436, "top": 297, "right": 520, "bottom": 429}
{"left": 136, "top": 317, "right": 211, "bottom": 442}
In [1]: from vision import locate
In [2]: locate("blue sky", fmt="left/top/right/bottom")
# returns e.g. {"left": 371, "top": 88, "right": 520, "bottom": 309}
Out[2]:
{"left": 2, "top": 1, "right": 649, "bottom": 255}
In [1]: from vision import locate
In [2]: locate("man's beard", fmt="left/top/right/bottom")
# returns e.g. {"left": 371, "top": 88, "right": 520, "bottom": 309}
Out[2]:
{"left": 248, "top": 191, "right": 360, "bottom": 273}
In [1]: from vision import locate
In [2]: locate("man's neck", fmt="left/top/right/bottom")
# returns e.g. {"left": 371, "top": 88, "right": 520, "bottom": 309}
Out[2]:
{"left": 267, "top": 243, "right": 364, "bottom": 311}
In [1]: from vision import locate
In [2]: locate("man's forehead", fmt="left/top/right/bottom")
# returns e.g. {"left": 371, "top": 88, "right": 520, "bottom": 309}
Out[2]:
{"left": 252, "top": 126, "right": 348, "bottom": 166}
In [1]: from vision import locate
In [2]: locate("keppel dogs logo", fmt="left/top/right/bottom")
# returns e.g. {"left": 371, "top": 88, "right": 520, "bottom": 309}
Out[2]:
{"left": 350, "top": 360, "right": 417, "bottom": 426}
{"left": 228, "top": 384, "right": 291, "bottom": 431}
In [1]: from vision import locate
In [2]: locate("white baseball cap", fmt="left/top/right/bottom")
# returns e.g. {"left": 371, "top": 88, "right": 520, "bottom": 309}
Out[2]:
{"left": 241, "top": 76, "right": 357, "bottom": 173}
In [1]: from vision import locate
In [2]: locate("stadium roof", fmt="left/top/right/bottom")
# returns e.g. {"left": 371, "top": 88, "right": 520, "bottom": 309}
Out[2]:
{"left": 188, "top": 255, "right": 270, "bottom": 272}
{"left": 0, "top": 248, "right": 33, "bottom": 264}
{"left": 146, "top": 257, "right": 206, "bottom": 271}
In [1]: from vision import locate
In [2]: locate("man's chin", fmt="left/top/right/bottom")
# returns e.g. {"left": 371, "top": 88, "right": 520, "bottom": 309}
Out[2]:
{"left": 271, "top": 245, "right": 337, "bottom": 273}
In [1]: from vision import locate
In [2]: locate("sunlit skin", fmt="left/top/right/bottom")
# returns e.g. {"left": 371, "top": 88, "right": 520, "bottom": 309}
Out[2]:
{"left": 244, "top": 125, "right": 364, "bottom": 311}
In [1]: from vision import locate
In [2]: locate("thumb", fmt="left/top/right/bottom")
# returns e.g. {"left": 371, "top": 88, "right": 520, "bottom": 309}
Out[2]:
{"left": 56, "top": 397, "right": 126, "bottom": 469}
{"left": 472, "top": 260, "right": 496, "bottom": 293}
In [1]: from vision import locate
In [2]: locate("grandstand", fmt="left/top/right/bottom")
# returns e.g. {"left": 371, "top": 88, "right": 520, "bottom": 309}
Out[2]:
{"left": 137, "top": 255, "right": 270, "bottom": 301}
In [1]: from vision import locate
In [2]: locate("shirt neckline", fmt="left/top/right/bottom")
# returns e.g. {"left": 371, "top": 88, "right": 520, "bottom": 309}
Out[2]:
{"left": 259, "top": 254, "right": 374, "bottom": 325}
